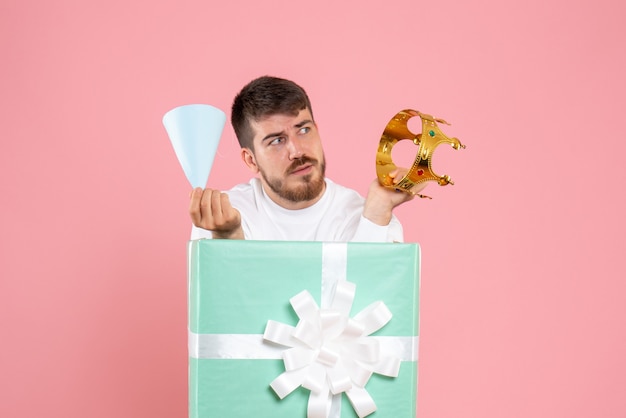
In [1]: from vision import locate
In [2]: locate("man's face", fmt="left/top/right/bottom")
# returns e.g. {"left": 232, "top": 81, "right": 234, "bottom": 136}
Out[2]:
{"left": 243, "top": 108, "right": 326, "bottom": 209}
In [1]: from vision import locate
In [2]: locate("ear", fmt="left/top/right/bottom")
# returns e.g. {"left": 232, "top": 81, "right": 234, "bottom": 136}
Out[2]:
{"left": 241, "top": 147, "right": 259, "bottom": 174}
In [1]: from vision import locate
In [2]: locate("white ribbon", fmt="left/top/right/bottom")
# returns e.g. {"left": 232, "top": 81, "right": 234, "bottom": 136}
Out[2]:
{"left": 189, "top": 333, "right": 417, "bottom": 361}
{"left": 264, "top": 280, "right": 401, "bottom": 418}
{"left": 188, "top": 243, "right": 418, "bottom": 418}
{"left": 262, "top": 243, "right": 410, "bottom": 418}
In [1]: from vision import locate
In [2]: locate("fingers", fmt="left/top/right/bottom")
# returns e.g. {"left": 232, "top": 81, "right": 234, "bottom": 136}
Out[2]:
{"left": 189, "top": 188, "right": 222, "bottom": 229}
{"left": 189, "top": 188, "right": 241, "bottom": 232}
{"left": 388, "top": 167, "right": 408, "bottom": 182}
{"left": 219, "top": 193, "right": 237, "bottom": 220}
{"left": 189, "top": 187, "right": 205, "bottom": 226}
{"left": 208, "top": 190, "right": 234, "bottom": 225}
{"left": 388, "top": 167, "right": 428, "bottom": 198}
{"left": 210, "top": 189, "right": 222, "bottom": 221}
{"left": 409, "top": 181, "right": 428, "bottom": 197}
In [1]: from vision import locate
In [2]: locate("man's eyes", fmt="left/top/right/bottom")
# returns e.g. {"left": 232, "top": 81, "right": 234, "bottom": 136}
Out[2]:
{"left": 269, "top": 137, "right": 285, "bottom": 146}
{"left": 267, "top": 127, "right": 311, "bottom": 145}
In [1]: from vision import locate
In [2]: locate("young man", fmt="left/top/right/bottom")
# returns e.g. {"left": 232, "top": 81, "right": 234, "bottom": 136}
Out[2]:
{"left": 189, "top": 76, "right": 421, "bottom": 242}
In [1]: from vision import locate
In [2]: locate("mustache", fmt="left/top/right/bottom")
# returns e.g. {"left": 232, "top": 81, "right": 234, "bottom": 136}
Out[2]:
{"left": 287, "top": 156, "right": 318, "bottom": 173}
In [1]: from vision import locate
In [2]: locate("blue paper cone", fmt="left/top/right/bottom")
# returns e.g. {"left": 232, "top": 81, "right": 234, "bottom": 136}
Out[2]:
{"left": 163, "top": 104, "right": 226, "bottom": 188}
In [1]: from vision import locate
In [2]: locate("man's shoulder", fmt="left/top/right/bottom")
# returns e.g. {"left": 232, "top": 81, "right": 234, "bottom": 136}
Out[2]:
{"left": 224, "top": 178, "right": 264, "bottom": 210}
{"left": 325, "top": 178, "right": 365, "bottom": 202}
{"left": 227, "top": 178, "right": 258, "bottom": 194}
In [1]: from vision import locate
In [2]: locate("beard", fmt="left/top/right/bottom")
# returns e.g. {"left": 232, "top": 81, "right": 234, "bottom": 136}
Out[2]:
{"left": 259, "top": 156, "right": 326, "bottom": 203}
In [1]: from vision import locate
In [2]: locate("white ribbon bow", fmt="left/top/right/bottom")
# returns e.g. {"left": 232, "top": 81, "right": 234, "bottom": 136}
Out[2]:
{"left": 263, "top": 280, "right": 401, "bottom": 418}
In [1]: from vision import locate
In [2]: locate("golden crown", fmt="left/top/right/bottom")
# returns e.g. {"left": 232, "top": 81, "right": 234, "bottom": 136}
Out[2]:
{"left": 376, "top": 109, "right": 465, "bottom": 198}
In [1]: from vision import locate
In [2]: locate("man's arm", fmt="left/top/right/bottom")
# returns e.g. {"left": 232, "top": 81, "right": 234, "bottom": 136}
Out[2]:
{"left": 362, "top": 169, "right": 425, "bottom": 226}
{"left": 189, "top": 188, "right": 244, "bottom": 239}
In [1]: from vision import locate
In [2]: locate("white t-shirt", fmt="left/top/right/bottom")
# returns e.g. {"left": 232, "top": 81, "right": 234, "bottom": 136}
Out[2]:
{"left": 191, "top": 178, "right": 403, "bottom": 242}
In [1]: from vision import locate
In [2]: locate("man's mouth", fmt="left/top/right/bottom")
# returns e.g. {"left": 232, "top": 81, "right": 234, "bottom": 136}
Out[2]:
{"left": 290, "top": 163, "right": 313, "bottom": 175}
{"left": 288, "top": 158, "right": 316, "bottom": 175}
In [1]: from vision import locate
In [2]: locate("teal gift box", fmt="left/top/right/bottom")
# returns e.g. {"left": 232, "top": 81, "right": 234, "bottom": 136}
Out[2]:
{"left": 188, "top": 240, "right": 420, "bottom": 418}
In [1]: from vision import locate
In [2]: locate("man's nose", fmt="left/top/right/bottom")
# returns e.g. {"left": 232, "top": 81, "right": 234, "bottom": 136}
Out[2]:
{"left": 287, "top": 138, "right": 305, "bottom": 160}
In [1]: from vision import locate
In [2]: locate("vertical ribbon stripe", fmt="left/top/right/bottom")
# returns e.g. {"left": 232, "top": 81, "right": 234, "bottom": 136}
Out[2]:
{"left": 321, "top": 242, "right": 348, "bottom": 308}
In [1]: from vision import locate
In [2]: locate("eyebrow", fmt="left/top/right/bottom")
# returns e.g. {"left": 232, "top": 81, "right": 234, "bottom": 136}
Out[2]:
{"left": 261, "top": 120, "right": 314, "bottom": 142}
{"left": 261, "top": 130, "right": 286, "bottom": 142}
{"left": 295, "top": 119, "right": 314, "bottom": 128}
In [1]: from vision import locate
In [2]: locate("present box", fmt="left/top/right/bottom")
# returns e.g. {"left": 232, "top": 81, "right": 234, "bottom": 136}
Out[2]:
{"left": 188, "top": 240, "right": 420, "bottom": 418}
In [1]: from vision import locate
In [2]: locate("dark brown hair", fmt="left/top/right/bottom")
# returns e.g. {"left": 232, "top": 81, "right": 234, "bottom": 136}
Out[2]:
{"left": 231, "top": 76, "right": 313, "bottom": 150}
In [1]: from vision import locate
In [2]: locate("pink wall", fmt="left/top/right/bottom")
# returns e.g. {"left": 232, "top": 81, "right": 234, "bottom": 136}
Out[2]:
{"left": 2, "top": 0, "right": 625, "bottom": 417}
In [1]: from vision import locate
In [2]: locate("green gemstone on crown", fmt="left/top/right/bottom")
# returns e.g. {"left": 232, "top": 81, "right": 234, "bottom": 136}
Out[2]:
{"left": 428, "top": 130, "right": 435, "bottom": 137}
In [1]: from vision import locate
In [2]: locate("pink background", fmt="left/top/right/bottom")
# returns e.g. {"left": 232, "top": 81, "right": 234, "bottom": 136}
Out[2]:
{"left": 2, "top": 0, "right": 625, "bottom": 417}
